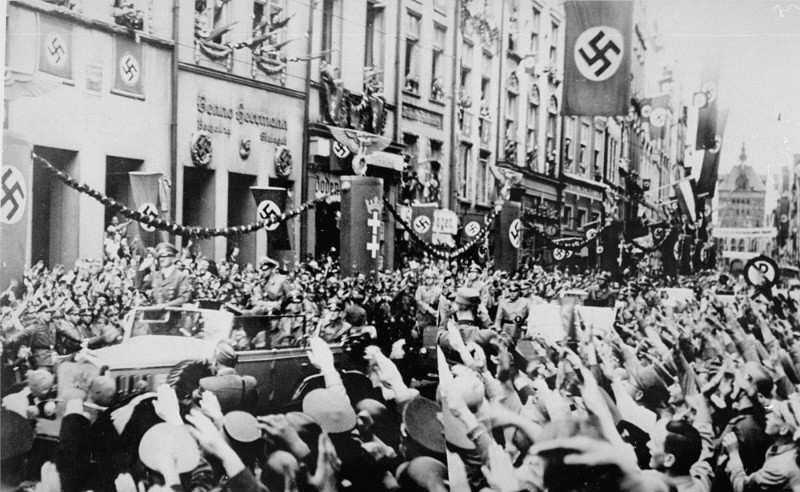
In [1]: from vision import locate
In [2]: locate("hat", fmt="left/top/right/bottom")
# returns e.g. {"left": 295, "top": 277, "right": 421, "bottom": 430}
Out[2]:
{"left": 403, "top": 397, "right": 446, "bottom": 456}
{"left": 156, "top": 242, "right": 178, "bottom": 258}
{"left": 215, "top": 342, "right": 238, "bottom": 368}
{"left": 223, "top": 411, "right": 262, "bottom": 443}
{"left": 468, "top": 263, "right": 481, "bottom": 273}
{"left": 454, "top": 287, "right": 480, "bottom": 306}
{"left": 258, "top": 256, "right": 279, "bottom": 269}
{"left": 423, "top": 269, "right": 436, "bottom": 279}
{"left": 27, "top": 369, "right": 54, "bottom": 398}
{"left": 302, "top": 388, "right": 357, "bottom": 433}
{"left": 507, "top": 282, "right": 521, "bottom": 292}
{"left": 138, "top": 423, "right": 200, "bottom": 474}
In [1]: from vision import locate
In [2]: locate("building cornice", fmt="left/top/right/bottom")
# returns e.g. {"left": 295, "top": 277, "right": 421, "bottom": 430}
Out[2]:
{"left": 179, "top": 63, "right": 306, "bottom": 99}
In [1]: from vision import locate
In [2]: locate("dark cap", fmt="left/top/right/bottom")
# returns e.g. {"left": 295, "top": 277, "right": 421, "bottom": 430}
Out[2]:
{"left": 402, "top": 397, "right": 445, "bottom": 456}
{"left": 156, "top": 242, "right": 178, "bottom": 257}
{"left": 454, "top": 287, "right": 481, "bottom": 306}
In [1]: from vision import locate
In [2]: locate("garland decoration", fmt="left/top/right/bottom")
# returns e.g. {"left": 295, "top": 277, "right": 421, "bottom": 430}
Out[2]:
{"left": 383, "top": 199, "right": 500, "bottom": 261}
{"left": 32, "top": 153, "right": 328, "bottom": 239}
{"left": 627, "top": 228, "right": 676, "bottom": 253}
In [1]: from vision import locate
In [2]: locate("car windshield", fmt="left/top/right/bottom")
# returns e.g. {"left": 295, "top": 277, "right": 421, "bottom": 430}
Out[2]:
{"left": 128, "top": 308, "right": 232, "bottom": 345}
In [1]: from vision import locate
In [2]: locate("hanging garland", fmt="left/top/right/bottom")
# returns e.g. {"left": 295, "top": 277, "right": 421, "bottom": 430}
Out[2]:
{"left": 538, "top": 224, "right": 607, "bottom": 252}
{"left": 32, "top": 153, "right": 329, "bottom": 240}
{"left": 627, "top": 228, "right": 677, "bottom": 253}
{"left": 383, "top": 199, "right": 499, "bottom": 261}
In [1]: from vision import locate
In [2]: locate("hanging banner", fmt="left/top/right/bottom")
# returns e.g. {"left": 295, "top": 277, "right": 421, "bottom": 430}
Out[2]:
{"left": 1, "top": 132, "right": 33, "bottom": 290}
{"left": 38, "top": 15, "right": 73, "bottom": 80}
{"left": 113, "top": 37, "right": 144, "bottom": 97}
{"left": 660, "top": 229, "right": 680, "bottom": 278}
{"left": 340, "top": 177, "right": 384, "bottom": 278}
{"left": 494, "top": 201, "right": 522, "bottom": 273}
{"left": 695, "top": 109, "right": 729, "bottom": 198}
{"left": 695, "top": 59, "right": 721, "bottom": 150}
{"left": 639, "top": 95, "right": 670, "bottom": 141}
{"left": 599, "top": 220, "right": 622, "bottom": 274}
{"left": 777, "top": 196, "right": 791, "bottom": 247}
{"left": 674, "top": 179, "right": 697, "bottom": 223}
{"left": 563, "top": 1, "right": 633, "bottom": 116}
{"left": 461, "top": 213, "right": 487, "bottom": 241}
{"left": 129, "top": 172, "right": 165, "bottom": 248}
{"left": 411, "top": 204, "right": 436, "bottom": 244}
{"left": 251, "top": 187, "right": 291, "bottom": 252}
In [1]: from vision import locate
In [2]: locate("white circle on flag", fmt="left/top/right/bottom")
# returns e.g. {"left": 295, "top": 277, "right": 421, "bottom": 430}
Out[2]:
{"left": 650, "top": 108, "right": 667, "bottom": 128}
{"left": 710, "top": 135, "right": 722, "bottom": 154}
{"left": 509, "top": 219, "right": 521, "bottom": 249}
{"left": 119, "top": 53, "right": 141, "bottom": 87}
{"left": 413, "top": 215, "right": 431, "bottom": 235}
{"left": 573, "top": 26, "right": 624, "bottom": 82}
{"left": 1, "top": 166, "right": 27, "bottom": 225}
{"left": 702, "top": 82, "right": 717, "bottom": 103}
{"left": 332, "top": 141, "right": 351, "bottom": 159}
{"left": 464, "top": 221, "right": 481, "bottom": 237}
{"left": 138, "top": 202, "right": 158, "bottom": 232}
{"left": 596, "top": 245, "right": 604, "bottom": 254}
{"left": 258, "top": 200, "right": 282, "bottom": 231}
{"left": 640, "top": 105, "right": 652, "bottom": 118}
{"left": 45, "top": 34, "right": 68, "bottom": 68}
{"left": 553, "top": 248, "right": 567, "bottom": 261}
{"left": 585, "top": 228, "right": 598, "bottom": 241}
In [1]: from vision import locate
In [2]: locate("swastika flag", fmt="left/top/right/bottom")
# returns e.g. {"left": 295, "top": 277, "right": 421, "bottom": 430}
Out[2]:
{"left": 563, "top": 1, "right": 633, "bottom": 116}
{"left": 113, "top": 37, "right": 144, "bottom": 97}
{"left": 251, "top": 187, "right": 291, "bottom": 252}
{"left": 130, "top": 172, "right": 166, "bottom": 248}
{"left": 38, "top": 15, "right": 73, "bottom": 80}
{"left": 695, "top": 109, "right": 728, "bottom": 199}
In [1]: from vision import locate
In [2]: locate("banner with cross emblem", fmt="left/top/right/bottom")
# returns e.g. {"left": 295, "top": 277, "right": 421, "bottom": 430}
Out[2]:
{"left": 339, "top": 177, "right": 384, "bottom": 279}
{"left": 640, "top": 95, "right": 670, "bottom": 141}
{"left": 411, "top": 204, "right": 436, "bottom": 243}
{"left": 1, "top": 132, "right": 33, "bottom": 290}
{"left": 38, "top": 15, "right": 73, "bottom": 80}
{"left": 563, "top": 1, "right": 633, "bottom": 116}
{"left": 129, "top": 172, "right": 166, "bottom": 248}
{"left": 251, "top": 187, "right": 291, "bottom": 252}
{"left": 113, "top": 37, "right": 144, "bottom": 97}
{"left": 696, "top": 109, "right": 729, "bottom": 198}
{"left": 494, "top": 201, "right": 522, "bottom": 273}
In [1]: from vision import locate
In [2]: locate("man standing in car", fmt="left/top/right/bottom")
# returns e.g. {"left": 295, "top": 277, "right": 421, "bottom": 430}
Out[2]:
{"left": 150, "top": 242, "right": 193, "bottom": 307}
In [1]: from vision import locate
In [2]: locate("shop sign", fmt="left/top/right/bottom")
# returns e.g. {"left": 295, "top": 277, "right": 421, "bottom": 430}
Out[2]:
{"left": 314, "top": 173, "right": 341, "bottom": 196}
{"left": 433, "top": 209, "right": 458, "bottom": 234}
{"left": 402, "top": 103, "right": 444, "bottom": 130}
{"left": 196, "top": 94, "right": 288, "bottom": 144}
{"left": 366, "top": 152, "right": 404, "bottom": 172}
{"left": 85, "top": 61, "right": 103, "bottom": 93}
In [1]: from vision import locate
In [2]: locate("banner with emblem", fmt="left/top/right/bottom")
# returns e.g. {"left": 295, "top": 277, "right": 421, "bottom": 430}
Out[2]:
{"left": 695, "top": 109, "right": 729, "bottom": 198}
{"left": 340, "top": 176, "right": 383, "bottom": 279}
{"left": 599, "top": 220, "right": 622, "bottom": 274}
{"left": 251, "top": 187, "right": 290, "bottom": 252}
{"left": 461, "top": 213, "right": 486, "bottom": 243}
{"left": 674, "top": 179, "right": 697, "bottom": 223}
{"left": 38, "top": 15, "right": 73, "bottom": 80}
{"left": 695, "top": 59, "right": 721, "bottom": 150}
{"left": 639, "top": 95, "right": 670, "bottom": 141}
{"left": 563, "top": 1, "right": 633, "bottom": 116}
{"left": 411, "top": 204, "right": 436, "bottom": 244}
{"left": 1, "top": 132, "right": 33, "bottom": 290}
{"left": 777, "top": 195, "right": 791, "bottom": 247}
{"left": 659, "top": 229, "right": 679, "bottom": 278}
{"left": 494, "top": 201, "right": 522, "bottom": 273}
{"left": 129, "top": 172, "right": 165, "bottom": 248}
{"left": 113, "top": 37, "right": 144, "bottom": 97}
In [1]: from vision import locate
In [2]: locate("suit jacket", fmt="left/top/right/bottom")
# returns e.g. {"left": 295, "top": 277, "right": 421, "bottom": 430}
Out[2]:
{"left": 199, "top": 368, "right": 258, "bottom": 414}
{"left": 151, "top": 268, "right": 193, "bottom": 306}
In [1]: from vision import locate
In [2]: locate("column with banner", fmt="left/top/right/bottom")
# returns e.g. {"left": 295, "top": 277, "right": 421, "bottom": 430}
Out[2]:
{"left": 1, "top": 131, "right": 33, "bottom": 289}
{"left": 129, "top": 172, "right": 167, "bottom": 249}
{"left": 563, "top": 1, "right": 633, "bottom": 116}
{"left": 251, "top": 187, "right": 291, "bottom": 261}
{"left": 340, "top": 176, "right": 384, "bottom": 279}
{"left": 494, "top": 202, "right": 522, "bottom": 273}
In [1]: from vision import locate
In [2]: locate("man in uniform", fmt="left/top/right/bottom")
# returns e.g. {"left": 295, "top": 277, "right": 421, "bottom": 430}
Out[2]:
{"left": 414, "top": 269, "right": 441, "bottom": 339}
{"left": 246, "top": 257, "right": 290, "bottom": 315}
{"left": 494, "top": 282, "right": 529, "bottom": 341}
{"left": 8, "top": 304, "right": 82, "bottom": 369}
{"left": 198, "top": 342, "right": 258, "bottom": 414}
{"left": 150, "top": 242, "right": 193, "bottom": 307}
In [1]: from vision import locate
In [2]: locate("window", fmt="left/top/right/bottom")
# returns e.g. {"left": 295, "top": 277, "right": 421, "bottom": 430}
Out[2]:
{"left": 606, "top": 138, "right": 617, "bottom": 183}
{"left": 195, "top": 0, "right": 232, "bottom": 44}
{"left": 477, "top": 153, "right": 489, "bottom": 203}
{"left": 404, "top": 11, "right": 422, "bottom": 94}
{"left": 564, "top": 117, "right": 576, "bottom": 172}
{"left": 530, "top": 7, "right": 540, "bottom": 54}
{"left": 434, "top": 0, "right": 447, "bottom": 12}
{"left": 429, "top": 139, "right": 444, "bottom": 165}
{"left": 563, "top": 206, "right": 572, "bottom": 228}
{"left": 321, "top": 0, "right": 335, "bottom": 63}
{"left": 526, "top": 101, "right": 538, "bottom": 169}
{"left": 431, "top": 25, "right": 446, "bottom": 101}
{"left": 459, "top": 143, "right": 472, "bottom": 198}
{"left": 550, "top": 21, "right": 559, "bottom": 67}
{"left": 365, "top": 2, "right": 385, "bottom": 80}
{"left": 403, "top": 133, "right": 418, "bottom": 167}
{"left": 462, "top": 42, "right": 474, "bottom": 68}
{"left": 579, "top": 122, "right": 590, "bottom": 174}
{"left": 594, "top": 129, "right": 604, "bottom": 178}
{"left": 576, "top": 209, "right": 587, "bottom": 229}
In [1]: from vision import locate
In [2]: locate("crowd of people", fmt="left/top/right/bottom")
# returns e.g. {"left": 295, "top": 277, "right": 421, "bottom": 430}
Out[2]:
{"left": 5, "top": 215, "right": 800, "bottom": 491}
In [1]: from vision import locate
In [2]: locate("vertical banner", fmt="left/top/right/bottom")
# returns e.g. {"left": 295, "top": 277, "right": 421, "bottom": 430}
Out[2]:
{"left": 695, "top": 109, "right": 729, "bottom": 198}
{"left": 640, "top": 95, "right": 670, "bottom": 141}
{"left": 660, "top": 229, "right": 679, "bottom": 278}
{"left": 563, "top": 1, "right": 633, "bottom": 116}
{"left": 777, "top": 196, "right": 790, "bottom": 247}
{"left": 494, "top": 201, "right": 522, "bottom": 273}
{"left": 411, "top": 204, "right": 437, "bottom": 244}
{"left": 1, "top": 132, "right": 33, "bottom": 290}
{"left": 38, "top": 15, "right": 73, "bottom": 80}
{"left": 129, "top": 172, "right": 164, "bottom": 248}
{"left": 340, "top": 176, "right": 384, "bottom": 279}
{"left": 251, "top": 187, "right": 291, "bottom": 252}
{"left": 599, "top": 220, "right": 622, "bottom": 274}
{"left": 674, "top": 179, "right": 697, "bottom": 223}
{"left": 461, "top": 213, "right": 487, "bottom": 244}
{"left": 695, "top": 60, "right": 721, "bottom": 150}
{"left": 113, "top": 37, "right": 144, "bottom": 97}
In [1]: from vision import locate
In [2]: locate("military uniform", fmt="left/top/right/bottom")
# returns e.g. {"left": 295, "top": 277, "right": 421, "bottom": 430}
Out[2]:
{"left": 494, "top": 296, "right": 529, "bottom": 340}
{"left": 151, "top": 268, "right": 193, "bottom": 306}
{"left": 198, "top": 367, "right": 258, "bottom": 414}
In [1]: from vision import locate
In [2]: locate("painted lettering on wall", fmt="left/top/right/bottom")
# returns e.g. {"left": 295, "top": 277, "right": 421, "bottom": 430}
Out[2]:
{"left": 196, "top": 94, "right": 288, "bottom": 144}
